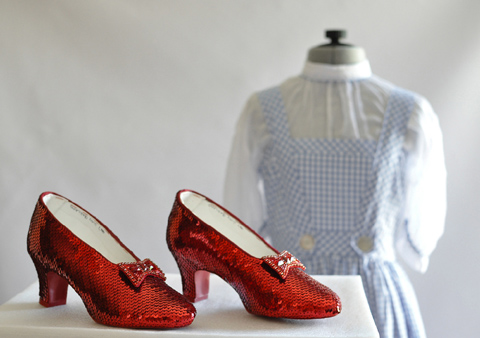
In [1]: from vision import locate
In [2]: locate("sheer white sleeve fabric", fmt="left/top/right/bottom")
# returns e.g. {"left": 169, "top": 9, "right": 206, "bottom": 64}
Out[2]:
{"left": 396, "top": 96, "right": 447, "bottom": 273}
{"left": 223, "top": 66, "right": 446, "bottom": 273}
{"left": 223, "top": 94, "right": 267, "bottom": 231}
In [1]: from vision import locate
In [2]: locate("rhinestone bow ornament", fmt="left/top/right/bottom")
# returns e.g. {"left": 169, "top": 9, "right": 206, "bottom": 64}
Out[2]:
{"left": 118, "top": 259, "right": 166, "bottom": 287}
{"left": 262, "top": 251, "right": 305, "bottom": 280}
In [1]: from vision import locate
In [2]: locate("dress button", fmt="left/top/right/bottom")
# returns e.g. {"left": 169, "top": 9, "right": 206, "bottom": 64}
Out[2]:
{"left": 357, "top": 236, "right": 374, "bottom": 253}
{"left": 300, "top": 235, "right": 315, "bottom": 250}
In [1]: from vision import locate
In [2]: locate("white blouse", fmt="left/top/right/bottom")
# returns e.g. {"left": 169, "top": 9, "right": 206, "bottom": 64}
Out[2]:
{"left": 223, "top": 60, "right": 446, "bottom": 273}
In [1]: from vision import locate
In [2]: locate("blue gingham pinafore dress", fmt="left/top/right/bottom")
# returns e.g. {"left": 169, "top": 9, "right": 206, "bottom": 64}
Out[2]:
{"left": 257, "top": 87, "right": 426, "bottom": 338}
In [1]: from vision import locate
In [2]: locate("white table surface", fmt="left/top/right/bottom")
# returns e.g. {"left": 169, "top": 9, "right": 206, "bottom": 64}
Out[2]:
{"left": 0, "top": 274, "right": 378, "bottom": 338}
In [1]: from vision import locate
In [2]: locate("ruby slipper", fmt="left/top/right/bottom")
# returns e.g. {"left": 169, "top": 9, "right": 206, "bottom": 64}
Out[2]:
{"left": 27, "top": 192, "right": 196, "bottom": 328}
{"left": 166, "top": 189, "right": 341, "bottom": 319}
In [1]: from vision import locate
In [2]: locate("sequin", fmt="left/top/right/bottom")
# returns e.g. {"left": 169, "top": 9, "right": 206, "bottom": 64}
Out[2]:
{"left": 166, "top": 189, "right": 341, "bottom": 319}
{"left": 27, "top": 192, "right": 196, "bottom": 329}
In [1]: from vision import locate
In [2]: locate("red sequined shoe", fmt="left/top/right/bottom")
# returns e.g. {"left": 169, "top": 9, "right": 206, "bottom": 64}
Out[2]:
{"left": 27, "top": 192, "right": 196, "bottom": 328}
{"left": 166, "top": 190, "right": 341, "bottom": 319}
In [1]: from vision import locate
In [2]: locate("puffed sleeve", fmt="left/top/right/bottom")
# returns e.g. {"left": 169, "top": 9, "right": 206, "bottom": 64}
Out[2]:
{"left": 223, "top": 94, "right": 270, "bottom": 231}
{"left": 396, "top": 96, "right": 447, "bottom": 273}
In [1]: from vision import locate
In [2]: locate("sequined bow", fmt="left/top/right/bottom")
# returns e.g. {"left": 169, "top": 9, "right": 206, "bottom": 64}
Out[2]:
{"left": 118, "top": 258, "right": 166, "bottom": 287}
{"left": 262, "top": 251, "right": 305, "bottom": 280}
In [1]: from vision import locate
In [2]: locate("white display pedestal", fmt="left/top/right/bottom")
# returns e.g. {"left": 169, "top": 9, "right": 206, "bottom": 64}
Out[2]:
{"left": 0, "top": 274, "right": 378, "bottom": 337}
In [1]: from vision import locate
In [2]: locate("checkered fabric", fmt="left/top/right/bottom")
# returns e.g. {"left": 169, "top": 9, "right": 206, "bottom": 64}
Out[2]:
{"left": 257, "top": 87, "right": 426, "bottom": 338}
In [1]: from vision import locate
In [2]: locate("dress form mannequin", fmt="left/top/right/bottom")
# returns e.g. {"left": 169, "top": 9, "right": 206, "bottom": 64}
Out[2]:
{"left": 308, "top": 30, "right": 366, "bottom": 64}
{"left": 224, "top": 28, "right": 445, "bottom": 338}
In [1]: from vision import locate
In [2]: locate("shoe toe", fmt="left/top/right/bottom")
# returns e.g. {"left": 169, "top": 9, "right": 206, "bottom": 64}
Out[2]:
{"left": 147, "top": 282, "right": 197, "bottom": 328}
{"left": 280, "top": 272, "right": 342, "bottom": 319}
{"left": 162, "top": 298, "right": 196, "bottom": 328}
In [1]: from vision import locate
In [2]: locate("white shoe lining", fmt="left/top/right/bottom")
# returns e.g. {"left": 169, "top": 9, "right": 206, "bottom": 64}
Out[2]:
{"left": 43, "top": 193, "right": 136, "bottom": 264}
{"left": 180, "top": 191, "right": 276, "bottom": 258}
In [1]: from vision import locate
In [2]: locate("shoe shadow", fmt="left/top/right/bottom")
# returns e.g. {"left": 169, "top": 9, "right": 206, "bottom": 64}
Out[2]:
{"left": 192, "top": 302, "right": 328, "bottom": 333}
{"left": 0, "top": 301, "right": 42, "bottom": 312}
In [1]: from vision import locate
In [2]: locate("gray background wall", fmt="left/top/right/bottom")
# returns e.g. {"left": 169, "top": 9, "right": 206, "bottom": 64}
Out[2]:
{"left": 1, "top": 1, "right": 479, "bottom": 336}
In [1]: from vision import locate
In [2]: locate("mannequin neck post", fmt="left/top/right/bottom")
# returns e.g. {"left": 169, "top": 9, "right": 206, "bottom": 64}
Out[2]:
{"left": 307, "top": 45, "right": 366, "bottom": 65}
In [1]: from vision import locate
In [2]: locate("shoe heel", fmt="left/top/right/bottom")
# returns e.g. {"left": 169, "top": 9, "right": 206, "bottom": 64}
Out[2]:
{"left": 34, "top": 261, "right": 68, "bottom": 307}
{"left": 176, "top": 257, "right": 210, "bottom": 303}
{"left": 194, "top": 270, "right": 210, "bottom": 302}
